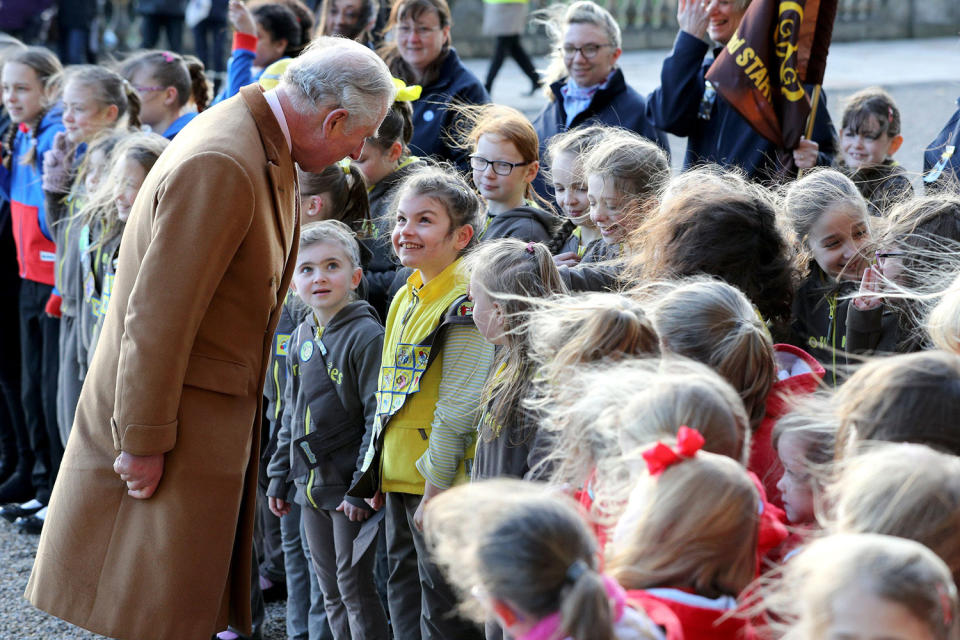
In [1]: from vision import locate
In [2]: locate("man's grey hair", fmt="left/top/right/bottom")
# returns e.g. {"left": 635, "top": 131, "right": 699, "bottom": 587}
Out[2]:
{"left": 281, "top": 36, "right": 396, "bottom": 128}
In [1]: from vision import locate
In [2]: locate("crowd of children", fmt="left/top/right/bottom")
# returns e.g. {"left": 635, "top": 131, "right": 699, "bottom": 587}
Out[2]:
{"left": 4, "top": 2, "right": 960, "bottom": 640}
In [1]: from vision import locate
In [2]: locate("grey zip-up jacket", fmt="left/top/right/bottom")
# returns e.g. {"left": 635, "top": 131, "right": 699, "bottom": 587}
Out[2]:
{"left": 267, "top": 300, "right": 384, "bottom": 511}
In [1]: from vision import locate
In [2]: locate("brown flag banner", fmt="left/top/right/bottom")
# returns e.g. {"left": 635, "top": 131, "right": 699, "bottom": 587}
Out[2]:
{"left": 704, "top": 0, "right": 838, "bottom": 151}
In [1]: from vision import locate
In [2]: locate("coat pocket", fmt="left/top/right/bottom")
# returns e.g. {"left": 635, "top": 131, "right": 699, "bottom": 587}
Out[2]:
{"left": 183, "top": 353, "right": 251, "bottom": 396}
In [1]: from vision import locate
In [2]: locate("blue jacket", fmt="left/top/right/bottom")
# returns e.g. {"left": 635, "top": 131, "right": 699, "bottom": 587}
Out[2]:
{"left": 0, "top": 104, "right": 65, "bottom": 284}
{"left": 408, "top": 49, "right": 489, "bottom": 171}
{"left": 923, "top": 97, "right": 960, "bottom": 188}
{"left": 646, "top": 31, "right": 836, "bottom": 180}
{"left": 212, "top": 33, "right": 276, "bottom": 105}
{"left": 532, "top": 67, "right": 669, "bottom": 199}
{"left": 162, "top": 112, "right": 198, "bottom": 139}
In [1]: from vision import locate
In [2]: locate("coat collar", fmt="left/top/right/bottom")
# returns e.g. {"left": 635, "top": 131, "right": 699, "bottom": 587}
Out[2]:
{"left": 239, "top": 84, "right": 299, "bottom": 263}
{"left": 548, "top": 67, "right": 628, "bottom": 124}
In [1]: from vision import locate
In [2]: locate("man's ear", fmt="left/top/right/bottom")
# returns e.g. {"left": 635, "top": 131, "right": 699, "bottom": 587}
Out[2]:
{"left": 323, "top": 108, "right": 351, "bottom": 137}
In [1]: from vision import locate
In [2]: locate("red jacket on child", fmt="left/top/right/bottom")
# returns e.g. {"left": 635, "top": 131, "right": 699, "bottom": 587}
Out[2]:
{"left": 628, "top": 588, "right": 754, "bottom": 640}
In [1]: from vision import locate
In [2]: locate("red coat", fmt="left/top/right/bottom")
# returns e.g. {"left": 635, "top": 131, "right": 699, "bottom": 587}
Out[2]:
{"left": 748, "top": 344, "right": 824, "bottom": 507}
{"left": 627, "top": 589, "right": 754, "bottom": 640}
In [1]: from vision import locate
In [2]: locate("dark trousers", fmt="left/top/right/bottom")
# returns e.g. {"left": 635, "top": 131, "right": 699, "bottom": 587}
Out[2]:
{"left": 302, "top": 506, "right": 388, "bottom": 639}
{"left": 58, "top": 28, "right": 91, "bottom": 65}
{"left": 192, "top": 17, "right": 228, "bottom": 73}
{"left": 485, "top": 35, "right": 539, "bottom": 90}
{"left": 0, "top": 271, "right": 28, "bottom": 477}
{"left": 141, "top": 14, "right": 184, "bottom": 52}
{"left": 18, "top": 279, "right": 61, "bottom": 504}
{"left": 384, "top": 492, "right": 483, "bottom": 640}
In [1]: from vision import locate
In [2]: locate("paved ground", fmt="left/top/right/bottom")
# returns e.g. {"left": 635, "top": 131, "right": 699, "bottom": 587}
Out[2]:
{"left": 467, "top": 36, "right": 960, "bottom": 186}
{"left": 2, "top": 36, "right": 959, "bottom": 640}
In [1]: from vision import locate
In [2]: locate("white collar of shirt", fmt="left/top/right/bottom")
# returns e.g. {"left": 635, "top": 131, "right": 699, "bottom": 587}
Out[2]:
{"left": 264, "top": 89, "right": 292, "bottom": 154}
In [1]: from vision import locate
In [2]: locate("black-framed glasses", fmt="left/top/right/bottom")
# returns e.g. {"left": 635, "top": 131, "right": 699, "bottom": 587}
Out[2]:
{"left": 470, "top": 155, "right": 531, "bottom": 176}
{"left": 560, "top": 43, "right": 614, "bottom": 59}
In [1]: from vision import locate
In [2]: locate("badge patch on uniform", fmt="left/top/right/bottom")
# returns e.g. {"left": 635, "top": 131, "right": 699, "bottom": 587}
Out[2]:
{"left": 300, "top": 339, "right": 315, "bottom": 362}
{"left": 456, "top": 300, "right": 474, "bottom": 316}
{"left": 276, "top": 333, "right": 291, "bottom": 356}
{"left": 83, "top": 272, "right": 95, "bottom": 302}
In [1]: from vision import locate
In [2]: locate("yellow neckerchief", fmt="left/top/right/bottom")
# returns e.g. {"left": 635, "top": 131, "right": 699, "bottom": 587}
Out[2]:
{"left": 572, "top": 226, "right": 587, "bottom": 258}
{"left": 367, "top": 155, "right": 419, "bottom": 194}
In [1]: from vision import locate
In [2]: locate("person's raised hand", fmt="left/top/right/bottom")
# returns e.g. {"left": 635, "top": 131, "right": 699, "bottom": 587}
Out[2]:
{"left": 42, "top": 131, "right": 74, "bottom": 194}
{"left": 113, "top": 451, "right": 164, "bottom": 499}
{"left": 553, "top": 251, "right": 582, "bottom": 268}
{"left": 228, "top": 0, "right": 257, "bottom": 35}
{"left": 793, "top": 137, "right": 820, "bottom": 170}
{"left": 268, "top": 495, "right": 292, "bottom": 517}
{"left": 853, "top": 265, "right": 884, "bottom": 311}
{"left": 678, "top": 0, "right": 711, "bottom": 41}
{"left": 337, "top": 500, "right": 372, "bottom": 522}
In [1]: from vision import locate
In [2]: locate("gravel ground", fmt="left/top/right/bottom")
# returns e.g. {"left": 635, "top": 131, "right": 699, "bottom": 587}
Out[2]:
{"left": 0, "top": 517, "right": 288, "bottom": 640}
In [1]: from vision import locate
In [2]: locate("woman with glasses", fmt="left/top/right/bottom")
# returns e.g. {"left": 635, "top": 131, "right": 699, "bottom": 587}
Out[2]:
{"left": 532, "top": 0, "right": 668, "bottom": 201}
{"left": 379, "top": 0, "right": 489, "bottom": 172}
{"left": 646, "top": 0, "right": 836, "bottom": 181}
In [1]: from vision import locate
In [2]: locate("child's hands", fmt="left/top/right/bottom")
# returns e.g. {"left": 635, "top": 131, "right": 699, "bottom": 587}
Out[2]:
{"left": 413, "top": 481, "right": 443, "bottom": 531}
{"left": 228, "top": 0, "right": 257, "bottom": 36}
{"left": 853, "top": 265, "right": 884, "bottom": 311}
{"left": 793, "top": 137, "right": 820, "bottom": 170}
{"left": 553, "top": 251, "right": 581, "bottom": 268}
{"left": 113, "top": 451, "right": 164, "bottom": 499}
{"left": 268, "top": 495, "right": 291, "bottom": 517}
{"left": 365, "top": 490, "right": 384, "bottom": 511}
{"left": 42, "top": 131, "right": 74, "bottom": 194}
{"left": 337, "top": 500, "right": 372, "bottom": 522}
{"left": 677, "top": 0, "right": 711, "bottom": 41}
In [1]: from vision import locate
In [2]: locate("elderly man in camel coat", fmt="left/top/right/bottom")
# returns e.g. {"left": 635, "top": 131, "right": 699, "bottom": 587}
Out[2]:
{"left": 25, "top": 37, "right": 394, "bottom": 640}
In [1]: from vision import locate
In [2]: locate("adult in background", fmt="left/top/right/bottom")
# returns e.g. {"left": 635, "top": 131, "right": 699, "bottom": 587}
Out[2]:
{"left": 316, "top": 0, "right": 380, "bottom": 45}
{"left": 139, "top": 0, "right": 188, "bottom": 53}
{"left": 482, "top": 0, "right": 540, "bottom": 96}
{"left": 646, "top": 0, "right": 836, "bottom": 180}
{"left": 532, "top": 1, "right": 669, "bottom": 197}
{"left": 924, "top": 97, "right": 960, "bottom": 189}
{"left": 25, "top": 37, "right": 394, "bottom": 640}
{"left": 379, "top": 0, "right": 489, "bottom": 171}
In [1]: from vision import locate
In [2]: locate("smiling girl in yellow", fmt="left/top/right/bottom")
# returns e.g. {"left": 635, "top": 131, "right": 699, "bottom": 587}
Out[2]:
{"left": 350, "top": 164, "right": 494, "bottom": 640}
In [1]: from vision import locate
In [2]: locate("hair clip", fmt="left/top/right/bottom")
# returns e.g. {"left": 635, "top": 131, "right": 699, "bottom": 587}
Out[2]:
{"left": 392, "top": 77, "right": 422, "bottom": 102}
{"left": 888, "top": 105, "right": 894, "bottom": 123}
{"left": 338, "top": 158, "right": 351, "bottom": 175}
{"left": 526, "top": 241, "right": 536, "bottom": 254}
{"left": 564, "top": 559, "right": 588, "bottom": 586}
{"left": 161, "top": 51, "right": 175, "bottom": 63}
{"left": 641, "top": 426, "right": 705, "bottom": 476}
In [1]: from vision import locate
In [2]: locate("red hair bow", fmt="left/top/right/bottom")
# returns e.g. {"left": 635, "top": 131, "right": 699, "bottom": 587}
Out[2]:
{"left": 641, "top": 426, "right": 706, "bottom": 476}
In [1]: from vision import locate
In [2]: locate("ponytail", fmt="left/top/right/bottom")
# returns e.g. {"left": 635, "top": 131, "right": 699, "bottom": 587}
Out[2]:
{"left": 560, "top": 561, "right": 616, "bottom": 640}
{"left": 183, "top": 55, "right": 211, "bottom": 112}
{"left": 123, "top": 81, "right": 142, "bottom": 130}
{"left": 1, "top": 124, "right": 16, "bottom": 171}
{"left": 546, "top": 217, "right": 577, "bottom": 255}
{"left": 298, "top": 162, "right": 372, "bottom": 238}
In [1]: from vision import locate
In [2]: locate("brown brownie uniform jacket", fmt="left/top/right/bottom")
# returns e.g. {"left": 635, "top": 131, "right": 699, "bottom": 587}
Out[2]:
{"left": 25, "top": 84, "right": 300, "bottom": 640}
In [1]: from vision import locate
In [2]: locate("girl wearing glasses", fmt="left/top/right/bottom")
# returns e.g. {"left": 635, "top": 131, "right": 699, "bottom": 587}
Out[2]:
{"left": 462, "top": 104, "right": 557, "bottom": 245}
{"left": 120, "top": 50, "right": 211, "bottom": 140}
{"left": 532, "top": 0, "right": 668, "bottom": 199}
{"left": 849, "top": 194, "right": 960, "bottom": 358}
{"left": 378, "top": 0, "right": 489, "bottom": 172}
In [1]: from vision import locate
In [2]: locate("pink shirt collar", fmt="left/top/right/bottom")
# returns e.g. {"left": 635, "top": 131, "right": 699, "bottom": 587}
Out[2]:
{"left": 263, "top": 89, "right": 292, "bottom": 153}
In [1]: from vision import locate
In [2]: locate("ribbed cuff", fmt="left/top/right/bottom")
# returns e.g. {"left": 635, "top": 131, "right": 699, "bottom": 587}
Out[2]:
{"left": 233, "top": 32, "right": 258, "bottom": 52}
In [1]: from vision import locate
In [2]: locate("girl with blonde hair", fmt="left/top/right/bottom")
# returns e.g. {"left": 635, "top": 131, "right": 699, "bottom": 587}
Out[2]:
{"left": 759, "top": 533, "right": 959, "bottom": 640}
{"left": 646, "top": 278, "right": 824, "bottom": 505}
{"left": 463, "top": 238, "right": 566, "bottom": 481}
{"left": 608, "top": 428, "right": 760, "bottom": 640}
{"left": 826, "top": 442, "right": 960, "bottom": 587}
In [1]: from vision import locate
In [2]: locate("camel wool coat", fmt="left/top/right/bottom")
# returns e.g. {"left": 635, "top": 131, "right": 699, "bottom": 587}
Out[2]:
{"left": 25, "top": 84, "right": 300, "bottom": 640}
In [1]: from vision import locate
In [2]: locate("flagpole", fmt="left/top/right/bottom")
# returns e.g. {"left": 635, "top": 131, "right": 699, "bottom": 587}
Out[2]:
{"left": 798, "top": 85, "right": 823, "bottom": 178}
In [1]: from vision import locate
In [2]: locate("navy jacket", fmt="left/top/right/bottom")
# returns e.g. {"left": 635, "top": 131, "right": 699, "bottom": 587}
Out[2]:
{"left": 409, "top": 49, "right": 489, "bottom": 171}
{"left": 532, "top": 67, "right": 669, "bottom": 199}
{"left": 923, "top": 98, "right": 960, "bottom": 188}
{"left": 647, "top": 31, "right": 836, "bottom": 181}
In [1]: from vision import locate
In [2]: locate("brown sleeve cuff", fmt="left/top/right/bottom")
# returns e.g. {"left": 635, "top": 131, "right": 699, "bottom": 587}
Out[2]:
{"left": 111, "top": 418, "right": 178, "bottom": 456}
